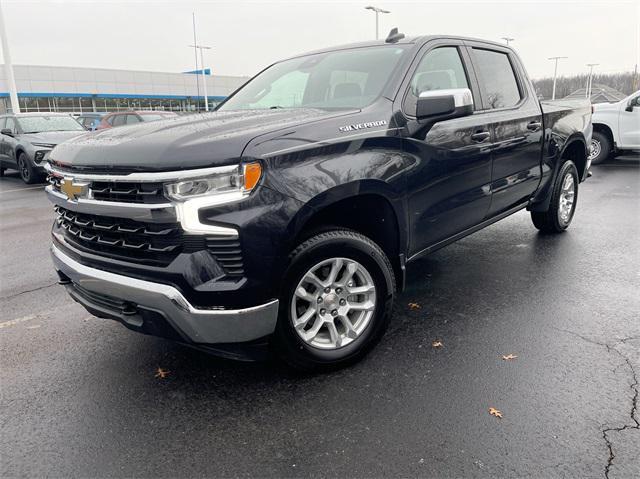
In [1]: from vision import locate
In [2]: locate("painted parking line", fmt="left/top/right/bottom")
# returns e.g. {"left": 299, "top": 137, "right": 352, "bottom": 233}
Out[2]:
{"left": 0, "top": 314, "right": 40, "bottom": 329}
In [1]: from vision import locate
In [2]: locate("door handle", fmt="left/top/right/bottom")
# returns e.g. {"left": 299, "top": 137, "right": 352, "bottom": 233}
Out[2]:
{"left": 527, "top": 121, "right": 542, "bottom": 131}
{"left": 471, "top": 131, "right": 490, "bottom": 143}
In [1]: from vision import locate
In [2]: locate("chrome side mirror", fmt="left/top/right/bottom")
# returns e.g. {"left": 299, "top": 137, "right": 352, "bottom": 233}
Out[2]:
{"left": 416, "top": 88, "right": 474, "bottom": 122}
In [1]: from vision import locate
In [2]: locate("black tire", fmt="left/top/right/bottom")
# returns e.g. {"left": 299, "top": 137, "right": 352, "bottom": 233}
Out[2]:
{"left": 0, "top": 167, "right": 5, "bottom": 177}
{"left": 273, "top": 229, "right": 396, "bottom": 372}
{"left": 531, "top": 160, "right": 579, "bottom": 233}
{"left": 17, "top": 152, "right": 37, "bottom": 184}
{"left": 589, "top": 131, "right": 612, "bottom": 165}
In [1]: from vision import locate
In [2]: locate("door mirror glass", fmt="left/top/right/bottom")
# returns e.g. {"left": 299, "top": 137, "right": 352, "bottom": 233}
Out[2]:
{"left": 1, "top": 128, "right": 13, "bottom": 137}
{"left": 416, "top": 88, "right": 474, "bottom": 122}
{"left": 625, "top": 97, "right": 638, "bottom": 112}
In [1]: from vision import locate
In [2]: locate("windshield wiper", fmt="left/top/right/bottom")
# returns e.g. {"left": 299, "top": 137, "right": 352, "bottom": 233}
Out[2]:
{"left": 269, "top": 105, "right": 284, "bottom": 109}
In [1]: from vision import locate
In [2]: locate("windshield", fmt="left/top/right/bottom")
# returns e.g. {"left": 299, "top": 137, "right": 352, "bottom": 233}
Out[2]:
{"left": 19, "top": 115, "right": 85, "bottom": 133}
{"left": 218, "top": 46, "right": 409, "bottom": 111}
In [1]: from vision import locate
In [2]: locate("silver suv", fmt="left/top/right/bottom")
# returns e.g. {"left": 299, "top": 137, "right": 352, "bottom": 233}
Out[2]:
{"left": 0, "top": 113, "right": 87, "bottom": 184}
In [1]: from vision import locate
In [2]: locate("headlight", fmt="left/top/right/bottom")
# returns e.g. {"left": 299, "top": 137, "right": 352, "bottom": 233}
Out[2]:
{"left": 164, "top": 163, "right": 262, "bottom": 202}
{"left": 32, "top": 143, "right": 56, "bottom": 149}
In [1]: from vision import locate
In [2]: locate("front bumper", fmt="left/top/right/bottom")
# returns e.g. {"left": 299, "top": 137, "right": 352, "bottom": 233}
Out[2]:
{"left": 51, "top": 244, "right": 279, "bottom": 345}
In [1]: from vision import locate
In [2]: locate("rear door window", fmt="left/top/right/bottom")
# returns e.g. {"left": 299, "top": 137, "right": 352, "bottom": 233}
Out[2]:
{"left": 472, "top": 49, "right": 522, "bottom": 109}
{"left": 112, "top": 115, "right": 127, "bottom": 127}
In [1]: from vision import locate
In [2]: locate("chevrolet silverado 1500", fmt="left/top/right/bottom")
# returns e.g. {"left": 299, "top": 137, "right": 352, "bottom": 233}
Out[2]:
{"left": 46, "top": 32, "right": 592, "bottom": 370}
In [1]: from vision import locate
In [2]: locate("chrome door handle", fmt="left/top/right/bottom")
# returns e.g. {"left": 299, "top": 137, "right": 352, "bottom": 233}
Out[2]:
{"left": 527, "top": 121, "right": 542, "bottom": 131}
{"left": 471, "top": 131, "right": 490, "bottom": 143}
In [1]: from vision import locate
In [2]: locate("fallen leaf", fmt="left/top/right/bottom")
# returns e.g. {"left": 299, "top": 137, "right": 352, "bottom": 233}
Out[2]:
{"left": 488, "top": 407, "right": 503, "bottom": 419}
{"left": 432, "top": 340, "right": 443, "bottom": 348}
{"left": 155, "top": 368, "right": 170, "bottom": 379}
{"left": 501, "top": 353, "right": 518, "bottom": 361}
{"left": 408, "top": 302, "right": 421, "bottom": 310}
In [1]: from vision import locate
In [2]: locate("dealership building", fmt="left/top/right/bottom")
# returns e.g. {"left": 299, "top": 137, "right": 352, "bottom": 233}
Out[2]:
{"left": 0, "top": 64, "right": 249, "bottom": 114}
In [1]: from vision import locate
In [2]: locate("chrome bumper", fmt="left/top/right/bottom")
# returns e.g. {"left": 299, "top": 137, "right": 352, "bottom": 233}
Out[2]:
{"left": 51, "top": 245, "right": 279, "bottom": 344}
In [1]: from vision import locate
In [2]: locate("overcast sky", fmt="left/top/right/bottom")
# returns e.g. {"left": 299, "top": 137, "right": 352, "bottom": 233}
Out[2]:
{"left": 2, "top": 0, "right": 638, "bottom": 80}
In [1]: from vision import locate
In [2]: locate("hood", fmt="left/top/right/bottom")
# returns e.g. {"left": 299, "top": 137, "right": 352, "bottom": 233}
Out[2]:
{"left": 24, "top": 130, "right": 87, "bottom": 146}
{"left": 592, "top": 101, "right": 618, "bottom": 112}
{"left": 50, "top": 108, "right": 356, "bottom": 172}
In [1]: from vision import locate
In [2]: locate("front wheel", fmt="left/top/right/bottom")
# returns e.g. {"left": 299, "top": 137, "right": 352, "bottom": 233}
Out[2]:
{"left": 17, "top": 152, "right": 37, "bottom": 184}
{"left": 273, "top": 229, "right": 395, "bottom": 372}
{"left": 531, "top": 160, "right": 579, "bottom": 233}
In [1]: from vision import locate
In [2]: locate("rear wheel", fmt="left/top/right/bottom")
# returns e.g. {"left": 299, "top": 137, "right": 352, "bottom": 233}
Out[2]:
{"left": 0, "top": 167, "right": 5, "bottom": 177}
{"left": 17, "top": 152, "right": 37, "bottom": 184}
{"left": 589, "top": 131, "right": 612, "bottom": 165}
{"left": 531, "top": 160, "right": 579, "bottom": 233}
{"left": 273, "top": 229, "right": 395, "bottom": 372}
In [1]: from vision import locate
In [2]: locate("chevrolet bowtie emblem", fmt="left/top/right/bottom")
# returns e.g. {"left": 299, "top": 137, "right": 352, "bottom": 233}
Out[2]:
{"left": 60, "top": 177, "right": 89, "bottom": 201}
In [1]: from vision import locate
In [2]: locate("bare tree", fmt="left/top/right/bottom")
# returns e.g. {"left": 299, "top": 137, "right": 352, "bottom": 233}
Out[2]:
{"left": 532, "top": 71, "right": 637, "bottom": 100}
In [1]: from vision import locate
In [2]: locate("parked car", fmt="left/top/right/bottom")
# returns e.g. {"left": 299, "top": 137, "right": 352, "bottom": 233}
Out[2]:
{"left": 76, "top": 112, "right": 107, "bottom": 131}
{"left": 46, "top": 32, "right": 591, "bottom": 371}
{"left": 0, "top": 113, "right": 87, "bottom": 184}
{"left": 95, "top": 111, "right": 179, "bottom": 130}
{"left": 589, "top": 90, "right": 639, "bottom": 164}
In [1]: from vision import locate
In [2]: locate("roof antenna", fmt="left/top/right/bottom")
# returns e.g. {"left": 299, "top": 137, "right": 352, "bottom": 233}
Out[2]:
{"left": 385, "top": 27, "right": 405, "bottom": 43}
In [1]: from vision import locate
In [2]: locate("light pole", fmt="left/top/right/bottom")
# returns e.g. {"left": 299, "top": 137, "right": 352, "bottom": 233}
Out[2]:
{"left": 191, "top": 13, "right": 201, "bottom": 111}
{"left": 501, "top": 37, "right": 514, "bottom": 46}
{"left": 585, "top": 63, "right": 599, "bottom": 100}
{"left": 0, "top": 2, "right": 20, "bottom": 113}
{"left": 189, "top": 44, "right": 212, "bottom": 111}
{"left": 548, "top": 56, "right": 567, "bottom": 100}
{"left": 365, "top": 6, "right": 390, "bottom": 40}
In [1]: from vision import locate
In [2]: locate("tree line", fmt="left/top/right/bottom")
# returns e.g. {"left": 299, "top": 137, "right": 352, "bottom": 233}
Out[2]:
{"left": 531, "top": 71, "right": 638, "bottom": 100}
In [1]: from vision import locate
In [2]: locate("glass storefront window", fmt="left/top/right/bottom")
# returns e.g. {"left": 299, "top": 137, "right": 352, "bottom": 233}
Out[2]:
{"left": 0, "top": 95, "right": 224, "bottom": 114}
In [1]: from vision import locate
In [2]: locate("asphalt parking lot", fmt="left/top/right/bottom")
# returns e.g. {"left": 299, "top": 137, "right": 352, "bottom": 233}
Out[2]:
{"left": 1, "top": 156, "right": 639, "bottom": 478}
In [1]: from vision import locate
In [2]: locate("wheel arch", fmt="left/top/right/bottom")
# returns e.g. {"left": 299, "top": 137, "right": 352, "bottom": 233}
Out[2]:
{"left": 592, "top": 122, "right": 615, "bottom": 149}
{"left": 15, "top": 146, "right": 27, "bottom": 162}
{"left": 529, "top": 133, "right": 587, "bottom": 212}
{"left": 559, "top": 135, "right": 588, "bottom": 181}
{"left": 287, "top": 182, "right": 408, "bottom": 291}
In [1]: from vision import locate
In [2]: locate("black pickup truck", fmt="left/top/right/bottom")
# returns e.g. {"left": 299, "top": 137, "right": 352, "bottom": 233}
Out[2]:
{"left": 46, "top": 32, "right": 592, "bottom": 371}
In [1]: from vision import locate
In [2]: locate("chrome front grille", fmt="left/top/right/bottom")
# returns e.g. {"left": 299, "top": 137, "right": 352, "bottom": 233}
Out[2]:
{"left": 47, "top": 164, "right": 244, "bottom": 275}
{"left": 48, "top": 175, "right": 166, "bottom": 204}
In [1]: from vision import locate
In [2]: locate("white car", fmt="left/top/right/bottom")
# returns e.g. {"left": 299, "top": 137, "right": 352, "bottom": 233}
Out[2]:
{"left": 589, "top": 90, "right": 640, "bottom": 164}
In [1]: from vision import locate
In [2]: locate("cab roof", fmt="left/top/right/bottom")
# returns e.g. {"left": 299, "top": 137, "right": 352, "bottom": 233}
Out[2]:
{"left": 285, "top": 34, "right": 513, "bottom": 60}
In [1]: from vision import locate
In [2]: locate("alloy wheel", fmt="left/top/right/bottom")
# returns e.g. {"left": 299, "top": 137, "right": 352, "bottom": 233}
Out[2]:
{"left": 557, "top": 173, "right": 575, "bottom": 225}
{"left": 290, "top": 257, "right": 377, "bottom": 350}
{"left": 18, "top": 156, "right": 30, "bottom": 182}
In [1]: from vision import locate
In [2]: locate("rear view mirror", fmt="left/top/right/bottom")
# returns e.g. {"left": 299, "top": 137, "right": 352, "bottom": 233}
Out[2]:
{"left": 417, "top": 88, "right": 474, "bottom": 122}
{"left": 1, "top": 128, "right": 14, "bottom": 137}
